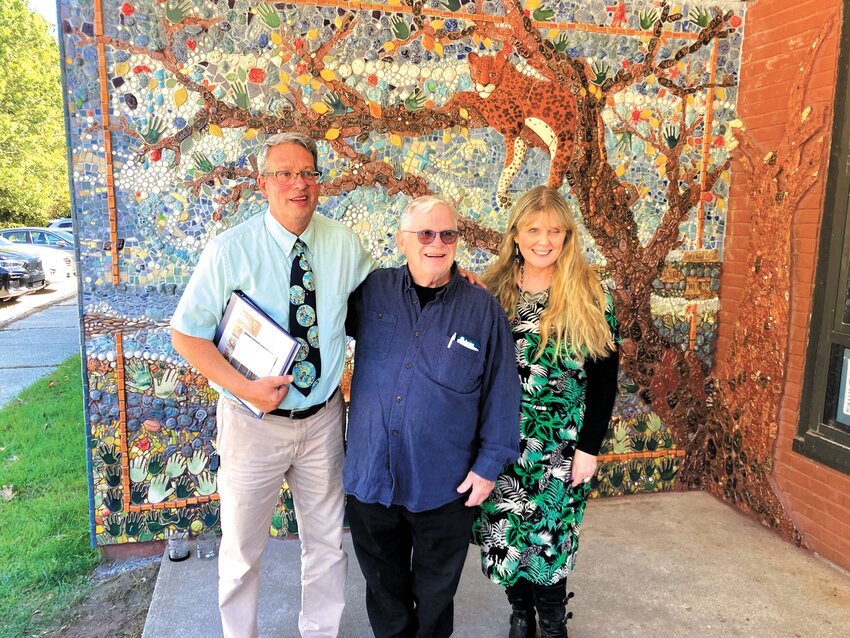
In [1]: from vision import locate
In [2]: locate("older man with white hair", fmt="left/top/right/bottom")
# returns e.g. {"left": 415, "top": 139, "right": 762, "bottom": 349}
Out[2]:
{"left": 344, "top": 196, "right": 521, "bottom": 638}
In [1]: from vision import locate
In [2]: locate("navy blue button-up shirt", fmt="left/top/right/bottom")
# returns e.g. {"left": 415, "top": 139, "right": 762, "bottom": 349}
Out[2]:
{"left": 344, "top": 265, "right": 521, "bottom": 512}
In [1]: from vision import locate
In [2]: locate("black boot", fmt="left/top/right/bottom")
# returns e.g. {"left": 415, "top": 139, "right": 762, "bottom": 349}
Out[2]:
{"left": 533, "top": 580, "right": 574, "bottom": 638}
{"left": 505, "top": 580, "right": 536, "bottom": 638}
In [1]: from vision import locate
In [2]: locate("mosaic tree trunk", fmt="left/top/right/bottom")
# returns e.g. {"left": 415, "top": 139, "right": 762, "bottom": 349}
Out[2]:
{"left": 683, "top": 26, "right": 830, "bottom": 541}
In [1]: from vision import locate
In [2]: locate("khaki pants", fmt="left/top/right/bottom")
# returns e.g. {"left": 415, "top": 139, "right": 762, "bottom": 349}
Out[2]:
{"left": 216, "top": 394, "right": 347, "bottom": 637}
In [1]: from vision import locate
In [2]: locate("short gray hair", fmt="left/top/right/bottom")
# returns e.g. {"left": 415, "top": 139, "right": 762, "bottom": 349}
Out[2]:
{"left": 400, "top": 196, "right": 459, "bottom": 229}
{"left": 256, "top": 132, "right": 318, "bottom": 174}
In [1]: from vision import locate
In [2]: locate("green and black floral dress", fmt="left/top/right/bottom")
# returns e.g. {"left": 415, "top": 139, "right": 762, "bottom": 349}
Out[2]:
{"left": 473, "top": 287, "right": 619, "bottom": 586}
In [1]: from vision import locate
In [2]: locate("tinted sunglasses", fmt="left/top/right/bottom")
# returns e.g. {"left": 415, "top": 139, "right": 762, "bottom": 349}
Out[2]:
{"left": 401, "top": 229, "right": 460, "bottom": 245}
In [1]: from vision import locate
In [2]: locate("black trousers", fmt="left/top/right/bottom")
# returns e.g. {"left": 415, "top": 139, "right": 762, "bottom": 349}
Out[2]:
{"left": 346, "top": 495, "right": 476, "bottom": 638}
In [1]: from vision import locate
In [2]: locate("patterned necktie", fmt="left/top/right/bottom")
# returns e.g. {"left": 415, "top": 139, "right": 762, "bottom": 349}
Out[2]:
{"left": 289, "top": 239, "right": 320, "bottom": 396}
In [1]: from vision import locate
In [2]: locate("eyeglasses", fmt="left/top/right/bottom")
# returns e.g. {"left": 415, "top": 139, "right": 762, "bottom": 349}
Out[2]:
{"left": 262, "top": 170, "right": 322, "bottom": 184}
{"left": 401, "top": 229, "right": 460, "bottom": 245}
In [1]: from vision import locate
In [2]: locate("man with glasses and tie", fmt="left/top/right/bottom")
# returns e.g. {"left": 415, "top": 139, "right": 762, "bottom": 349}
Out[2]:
{"left": 171, "top": 132, "right": 374, "bottom": 637}
{"left": 343, "top": 196, "right": 521, "bottom": 638}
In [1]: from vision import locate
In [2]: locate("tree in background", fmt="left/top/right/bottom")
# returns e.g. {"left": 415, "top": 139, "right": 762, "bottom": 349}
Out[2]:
{"left": 0, "top": 0, "right": 69, "bottom": 226}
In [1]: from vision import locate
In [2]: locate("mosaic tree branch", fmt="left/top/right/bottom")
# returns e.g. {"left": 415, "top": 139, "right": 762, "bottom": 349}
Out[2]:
{"left": 188, "top": 166, "right": 256, "bottom": 195}
{"left": 71, "top": 15, "right": 501, "bottom": 238}
{"left": 73, "top": 16, "right": 483, "bottom": 154}
{"left": 286, "top": 13, "right": 372, "bottom": 118}
{"left": 187, "top": 165, "right": 260, "bottom": 218}
{"left": 602, "top": 4, "right": 734, "bottom": 97}
{"left": 656, "top": 75, "right": 737, "bottom": 98}
{"left": 321, "top": 148, "right": 432, "bottom": 199}
{"left": 646, "top": 156, "right": 732, "bottom": 270}
{"left": 72, "top": 27, "right": 295, "bottom": 155}
{"left": 600, "top": 2, "right": 677, "bottom": 96}
{"left": 475, "top": 0, "right": 564, "bottom": 81}
{"left": 392, "top": 0, "right": 476, "bottom": 50}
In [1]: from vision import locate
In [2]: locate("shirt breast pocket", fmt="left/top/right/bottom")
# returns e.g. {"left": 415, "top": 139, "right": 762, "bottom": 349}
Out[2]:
{"left": 434, "top": 339, "right": 484, "bottom": 394}
{"left": 358, "top": 311, "right": 397, "bottom": 360}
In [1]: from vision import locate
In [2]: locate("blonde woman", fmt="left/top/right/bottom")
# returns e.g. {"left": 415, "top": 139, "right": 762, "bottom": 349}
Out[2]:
{"left": 473, "top": 186, "right": 619, "bottom": 638}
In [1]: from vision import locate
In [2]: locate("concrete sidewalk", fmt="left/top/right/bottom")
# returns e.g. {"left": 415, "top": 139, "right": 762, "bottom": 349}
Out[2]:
{"left": 0, "top": 292, "right": 81, "bottom": 408}
{"left": 143, "top": 491, "right": 850, "bottom": 637}
{"left": 0, "top": 278, "right": 77, "bottom": 328}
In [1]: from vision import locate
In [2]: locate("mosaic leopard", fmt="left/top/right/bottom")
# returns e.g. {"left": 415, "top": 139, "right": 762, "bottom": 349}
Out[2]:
{"left": 456, "top": 47, "right": 579, "bottom": 207}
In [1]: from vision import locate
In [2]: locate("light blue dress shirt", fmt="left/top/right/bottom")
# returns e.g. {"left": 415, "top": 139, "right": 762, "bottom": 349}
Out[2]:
{"left": 170, "top": 209, "right": 375, "bottom": 410}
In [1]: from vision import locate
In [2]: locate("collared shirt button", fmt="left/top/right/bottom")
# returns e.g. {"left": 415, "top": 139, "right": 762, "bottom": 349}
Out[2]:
{"left": 392, "top": 429, "right": 399, "bottom": 436}
{"left": 412, "top": 298, "right": 418, "bottom": 304}
{"left": 377, "top": 313, "right": 383, "bottom": 318}
{"left": 405, "top": 362, "right": 412, "bottom": 369}
{"left": 396, "top": 395, "right": 402, "bottom": 402}
{"left": 414, "top": 330, "right": 421, "bottom": 337}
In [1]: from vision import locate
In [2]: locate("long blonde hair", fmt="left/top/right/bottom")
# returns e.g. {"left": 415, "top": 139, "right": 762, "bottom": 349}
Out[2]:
{"left": 483, "top": 186, "right": 614, "bottom": 362}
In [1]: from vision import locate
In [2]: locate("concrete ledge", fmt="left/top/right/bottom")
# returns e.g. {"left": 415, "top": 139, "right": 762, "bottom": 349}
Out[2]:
{"left": 101, "top": 540, "right": 166, "bottom": 562}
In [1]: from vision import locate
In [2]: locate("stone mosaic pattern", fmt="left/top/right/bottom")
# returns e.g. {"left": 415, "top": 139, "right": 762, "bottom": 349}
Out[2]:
{"left": 59, "top": 0, "right": 746, "bottom": 545}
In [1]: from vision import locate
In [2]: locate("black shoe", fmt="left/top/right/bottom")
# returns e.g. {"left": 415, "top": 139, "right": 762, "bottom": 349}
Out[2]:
{"left": 533, "top": 581, "right": 574, "bottom": 638}
{"left": 538, "top": 611, "right": 571, "bottom": 638}
{"left": 508, "top": 611, "right": 536, "bottom": 638}
{"left": 506, "top": 581, "right": 537, "bottom": 638}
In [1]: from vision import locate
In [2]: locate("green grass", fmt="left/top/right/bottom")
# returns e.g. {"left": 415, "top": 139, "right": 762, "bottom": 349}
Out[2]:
{"left": 0, "top": 355, "right": 100, "bottom": 638}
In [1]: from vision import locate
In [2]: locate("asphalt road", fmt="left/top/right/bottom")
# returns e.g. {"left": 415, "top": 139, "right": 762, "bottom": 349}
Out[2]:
{"left": 0, "top": 279, "right": 81, "bottom": 408}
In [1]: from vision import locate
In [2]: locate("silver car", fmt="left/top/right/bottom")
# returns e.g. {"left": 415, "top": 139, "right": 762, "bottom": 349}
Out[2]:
{"left": 0, "top": 227, "right": 74, "bottom": 251}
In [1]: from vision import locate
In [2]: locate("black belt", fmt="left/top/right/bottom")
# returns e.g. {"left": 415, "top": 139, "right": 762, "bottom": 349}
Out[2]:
{"left": 268, "top": 388, "right": 338, "bottom": 420}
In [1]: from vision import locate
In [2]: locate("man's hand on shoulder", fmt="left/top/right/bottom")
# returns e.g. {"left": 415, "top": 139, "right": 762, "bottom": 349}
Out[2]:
{"left": 456, "top": 471, "right": 495, "bottom": 507}
{"left": 240, "top": 374, "right": 294, "bottom": 414}
{"left": 457, "top": 266, "right": 486, "bottom": 288}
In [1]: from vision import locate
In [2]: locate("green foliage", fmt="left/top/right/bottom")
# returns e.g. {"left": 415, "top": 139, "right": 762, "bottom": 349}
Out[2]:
{"left": 0, "top": 1, "right": 69, "bottom": 226}
{"left": 0, "top": 356, "right": 98, "bottom": 637}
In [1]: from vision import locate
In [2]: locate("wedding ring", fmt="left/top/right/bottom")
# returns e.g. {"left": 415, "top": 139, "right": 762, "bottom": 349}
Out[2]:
{"left": 582, "top": 477, "right": 591, "bottom": 484}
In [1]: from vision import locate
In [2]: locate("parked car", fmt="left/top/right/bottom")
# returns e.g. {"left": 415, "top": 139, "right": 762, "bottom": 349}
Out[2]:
{"left": 0, "top": 236, "right": 73, "bottom": 285}
{"left": 0, "top": 228, "right": 74, "bottom": 251}
{"left": 48, "top": 218, "right": 74, "bottom": 232}
{"left": 0, "top": 246, "right": 46, "bottom": 302}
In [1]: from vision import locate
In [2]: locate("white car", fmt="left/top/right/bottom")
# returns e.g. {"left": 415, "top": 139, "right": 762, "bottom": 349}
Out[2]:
{"left": 0, "top": 236, "right": 74, "bottom": 285}
{"left": 48, "top": 218, "right": 74, "bottom": 232}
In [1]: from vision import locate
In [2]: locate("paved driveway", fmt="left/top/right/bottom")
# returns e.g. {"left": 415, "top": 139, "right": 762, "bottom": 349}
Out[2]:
{"left": 0, "top": 279, "right": 77, "bottom": 328}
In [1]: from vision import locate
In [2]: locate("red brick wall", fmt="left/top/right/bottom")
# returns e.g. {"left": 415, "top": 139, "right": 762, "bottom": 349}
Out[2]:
{"left": 716, "top": 0, "right": 850, "bottom": 570}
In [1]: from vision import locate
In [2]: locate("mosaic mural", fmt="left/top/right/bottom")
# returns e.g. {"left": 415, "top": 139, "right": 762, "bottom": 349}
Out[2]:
{"left": 59, "top": 0, "right": 751, "bottom": 545}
